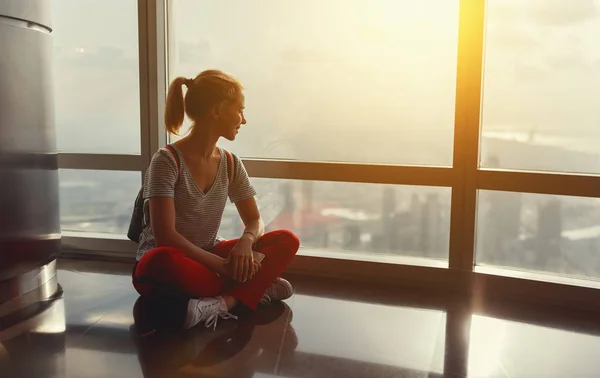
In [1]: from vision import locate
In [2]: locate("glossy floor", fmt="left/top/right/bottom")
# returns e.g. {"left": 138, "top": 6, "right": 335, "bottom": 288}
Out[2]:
{"left": 2, "top": 259, "right": 600, "bottom": 377}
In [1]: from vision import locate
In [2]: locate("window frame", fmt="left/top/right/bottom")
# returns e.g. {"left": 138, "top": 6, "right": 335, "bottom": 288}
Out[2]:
{"left": 58, "top": 0, "right": 600, "bottom": 309}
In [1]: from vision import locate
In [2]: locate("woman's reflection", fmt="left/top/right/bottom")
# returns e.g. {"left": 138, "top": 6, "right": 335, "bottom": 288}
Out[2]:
{"left": 130, "top": 296, "right": 298, "bottom": 377}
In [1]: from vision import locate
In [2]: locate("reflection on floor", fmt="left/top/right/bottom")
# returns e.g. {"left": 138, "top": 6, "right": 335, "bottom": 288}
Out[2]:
{"left": 2, "top": 259, "right": 600, "bottom": 377}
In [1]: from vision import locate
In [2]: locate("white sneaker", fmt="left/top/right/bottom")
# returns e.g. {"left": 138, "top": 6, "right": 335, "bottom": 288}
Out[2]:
{"left": 183, "top": 296, "right": 238, "bottom": 330}
{"left": 260, "top": 277, "right": 294, "bottom": 305}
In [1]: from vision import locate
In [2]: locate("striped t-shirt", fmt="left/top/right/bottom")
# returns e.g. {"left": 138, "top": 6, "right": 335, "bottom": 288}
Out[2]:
{"left": 136, "top": 145, "right": 257, "bottom": 261}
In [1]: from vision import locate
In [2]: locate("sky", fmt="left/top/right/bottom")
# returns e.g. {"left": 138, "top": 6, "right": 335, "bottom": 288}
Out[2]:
{"left": 50, "top": 0, "right": 600, "bottom": 171}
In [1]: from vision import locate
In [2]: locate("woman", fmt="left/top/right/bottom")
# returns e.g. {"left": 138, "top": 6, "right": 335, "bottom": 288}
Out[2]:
{"left": 132, "top": 69, "right": 300, "bottom": 330}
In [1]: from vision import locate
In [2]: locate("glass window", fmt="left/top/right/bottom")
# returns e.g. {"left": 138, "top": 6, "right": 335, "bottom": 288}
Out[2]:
{"left": 480, "top": 0, "right": 600, "bottom": 174}
{"left": 59, "top": 170, "right": 140, "bottom": 235}
{"left": 168, "top": 0, "right": 459, "bottom": 166}
{"left": 476, "top": 190, "right": 600, "bottom": 280}
{"left": 52, "top": 0, "right": 141, "bottom": 154}
{"left": 219, "top": 178, "right": 451, "bottom": 262}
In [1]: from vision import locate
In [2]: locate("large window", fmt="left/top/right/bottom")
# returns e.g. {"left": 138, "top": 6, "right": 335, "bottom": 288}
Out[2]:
{"left": 474, "top": 0, "right": 600, "bottom": 282}
{"left": 57, "top": 0, "right": 600, "bottom": 300}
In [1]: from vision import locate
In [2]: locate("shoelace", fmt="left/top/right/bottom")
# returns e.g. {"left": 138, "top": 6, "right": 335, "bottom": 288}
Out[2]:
{"left": 195, "top": 299, "right": 238, "bottom": 330}
{"left": 204, "top": 311, "right": 238, "bottom": 330}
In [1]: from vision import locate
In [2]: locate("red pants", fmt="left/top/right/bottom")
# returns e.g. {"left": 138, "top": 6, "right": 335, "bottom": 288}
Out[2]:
{"left": 132, "top": 230, "right": 299, "bottom": 310}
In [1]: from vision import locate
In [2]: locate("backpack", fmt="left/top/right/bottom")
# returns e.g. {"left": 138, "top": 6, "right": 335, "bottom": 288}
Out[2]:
{"left": 127, "top": 144, "right": 235, "bottom": 243}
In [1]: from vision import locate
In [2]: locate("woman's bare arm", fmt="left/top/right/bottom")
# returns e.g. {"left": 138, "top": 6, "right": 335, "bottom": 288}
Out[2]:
{"left": 221, "top": 196, "right": 265, "bottom": 281}
{"left": 234, "top": 196, "right": 264, "bottom": 246}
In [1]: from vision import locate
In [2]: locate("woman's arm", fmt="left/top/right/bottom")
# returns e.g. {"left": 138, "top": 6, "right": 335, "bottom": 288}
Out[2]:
{"left": 149, "top": 197, "right": 228, "bottom": 275}
{"left": 223, "top": 196, "right": 264, "bottom": 282}
{"left": 227, "top": 153, "right": 262, "bottom": 243}
{"left": 235, "top": 196, "right": 265, "bottom": 246}
{"left": 226, "top": 153, "right": 263, "bottom": 281}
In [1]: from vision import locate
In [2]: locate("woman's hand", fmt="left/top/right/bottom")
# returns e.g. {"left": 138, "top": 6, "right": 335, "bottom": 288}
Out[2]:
{"left": 216, "top": 257, "right": 260, "bottom": 281}
{"left": 225, "top": 239, "right": 260, "bottom": 282}
{"left": 215, "top": 258, "right": 235, "bottom": 279}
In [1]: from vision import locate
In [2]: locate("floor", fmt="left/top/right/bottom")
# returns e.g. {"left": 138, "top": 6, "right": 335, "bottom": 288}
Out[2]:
{"left": 2, "top": 259, "right": 600, "bottom": 378}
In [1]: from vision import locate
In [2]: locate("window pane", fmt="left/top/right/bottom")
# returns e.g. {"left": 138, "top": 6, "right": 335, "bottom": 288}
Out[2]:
{"left": 476, "top": 190, "right": 600, "bottom": 280}
{"left": 59, "top": 170, "right": 140, "bottom": 235}
{"left": 169, "top": 0, "right": 459, "bottom": 166}
{"left": 220, "top": 179, "right": 451, "bottom": 262}
{"left": 481, "top": 1, "right": 600, "bottom": 174}
{"left": 52, "top": 0, "right": 141, "bottom": 154}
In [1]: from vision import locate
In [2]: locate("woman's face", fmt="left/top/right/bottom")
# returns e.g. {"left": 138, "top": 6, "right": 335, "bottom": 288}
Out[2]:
{"left": 217, "top": 92, "right": 246, "bottom": 141}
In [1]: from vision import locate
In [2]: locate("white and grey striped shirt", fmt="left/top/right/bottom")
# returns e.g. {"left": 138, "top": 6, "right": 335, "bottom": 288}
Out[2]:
{"left": 136, "top": 145, "right": 256, "bottom": 261}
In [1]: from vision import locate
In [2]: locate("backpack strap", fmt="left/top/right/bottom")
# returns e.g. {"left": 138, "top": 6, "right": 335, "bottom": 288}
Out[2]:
{"left": 164, "top": 144, "right": 181, "bottom": 180}
{"left": 224, "top": 149, "right": 235, "bottom": 185}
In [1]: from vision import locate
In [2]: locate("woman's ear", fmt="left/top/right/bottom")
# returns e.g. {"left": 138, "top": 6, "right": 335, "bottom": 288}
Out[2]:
{"left": 210, "top": 101, "right": 226, "bottom": 119}
{"left": 209, "top": 103, "right": 219, "bottom": 119}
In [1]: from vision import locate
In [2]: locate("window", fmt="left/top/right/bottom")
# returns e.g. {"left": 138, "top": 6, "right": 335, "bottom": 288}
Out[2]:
{"left": 55, "top": 0, "right": 600, "bottom": 305}
{"left": 219, "top": 179, "right": 450, "bottom": 262}
{"left": 476, "top": 191, "right": 600, "bottom": 280}
{"left": 480, "top": 0, "right": 600, "bottom": 174}
{"left": 168, "top": 0, "right": 459, "bottom": 166}
{"left": 59, "top": 170, "right": 140, "bottom": 235}
{"left": 52, "top": 0, "right": 141, "bottom": 154}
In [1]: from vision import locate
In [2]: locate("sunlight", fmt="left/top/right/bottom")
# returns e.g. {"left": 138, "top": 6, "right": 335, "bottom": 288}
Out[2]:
{"left": 468, "top": 316, "right": 508, "bottom": 377}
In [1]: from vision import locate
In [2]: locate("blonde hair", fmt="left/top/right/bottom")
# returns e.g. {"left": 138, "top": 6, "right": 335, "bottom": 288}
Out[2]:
{"left": 164, "top": 69, "right": 243, "bottom": 135}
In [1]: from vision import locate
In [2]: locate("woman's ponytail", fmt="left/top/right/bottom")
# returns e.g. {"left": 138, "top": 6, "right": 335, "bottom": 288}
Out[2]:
{"left": 164, "top": 76, "right": 187, "bottom": 135}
